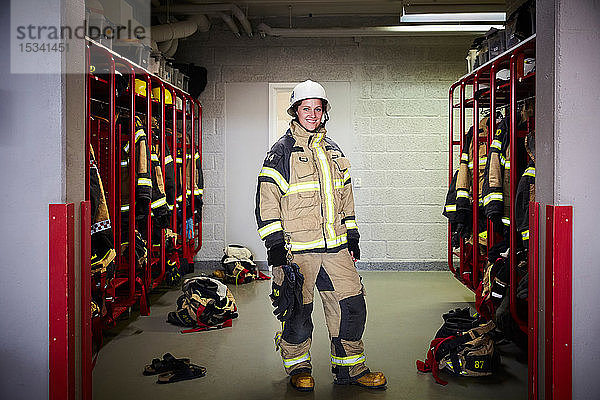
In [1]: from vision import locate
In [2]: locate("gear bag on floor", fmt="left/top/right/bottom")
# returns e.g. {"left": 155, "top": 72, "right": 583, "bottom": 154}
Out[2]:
{"left": 416, "top": 308, "right": 500, "bottom": 385}
{"left": 217, "top": 244, "right": 270, "bottom": 284}
{"left": 167, "top": 276, "right": 238, "bottom": 332}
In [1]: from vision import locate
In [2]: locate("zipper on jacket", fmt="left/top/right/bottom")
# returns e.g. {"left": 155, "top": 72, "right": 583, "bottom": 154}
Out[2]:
{"left": 309, "top": 134, "right": 328, "bottom": 251}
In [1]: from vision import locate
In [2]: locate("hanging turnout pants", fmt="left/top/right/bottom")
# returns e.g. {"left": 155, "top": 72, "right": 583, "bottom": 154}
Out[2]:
{"left": 279, "top": 250, "right": 369, "bottom": 382}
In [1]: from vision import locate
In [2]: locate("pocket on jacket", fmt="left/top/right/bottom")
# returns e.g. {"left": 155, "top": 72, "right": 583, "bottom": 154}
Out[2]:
{"left": 333, "top": 157, "right": 351, "bottom": 172}
{"left": 294, "top": 155, "right": 315, "bottom": 179}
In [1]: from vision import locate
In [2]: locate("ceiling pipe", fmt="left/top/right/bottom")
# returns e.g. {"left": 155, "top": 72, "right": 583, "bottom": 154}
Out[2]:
{"left": 164, "top": 39, "right": 179, "bottom": 58}
{"left": 257, "top": 22, "right": 501, "bottom": 37}
{"left": 155, "top": 3, "right": 253, "bottom": 37}
{"left": 218, "top": 12, "right": 241, "bottom": 37}
{"left": 151, "top": 14, "right": 210, "bottom": 43}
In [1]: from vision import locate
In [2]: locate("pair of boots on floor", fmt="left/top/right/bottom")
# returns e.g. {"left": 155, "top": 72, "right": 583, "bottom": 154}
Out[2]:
{"left": 290, "top": 371, "right": 386, "bottom": 391}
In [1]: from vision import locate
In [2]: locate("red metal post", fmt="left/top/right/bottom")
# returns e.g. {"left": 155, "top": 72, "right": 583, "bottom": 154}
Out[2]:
{"left": 488, "top": 63, "right": 497, "bottom": 250}
{"left": 545, "top": 205, "right": 573, "bottom": 400}
{"left": 109, "top": 57, "right": 117, "bottom": 256}
{"left": 80, "top": 201, "right": 92, "bottom": 400}
{"left": 528, "top": 201, "right": 540, "bottom": 400}
{"left": 195, "top": 101, "right": 203, "bottom": 252}
{"left": 472, "top": 74, "right": 480, "bottom": 289}
{"left": 448, "top": 85, "right": 456, "bottom": 275}
{"left": 181, "top": 94, "right": 190, "bottom": 262}
{"left": 509, "top": 54, "right": 527, "bottom": 330}
{"left": 171, "top": 90, "right": 178, "bottom": 232}
{"left": 190, "top": 96, "right": 196, "bottom": 243}
{"left": 49, "top": 203, "right": 75, "bottom": 400}
{"left": 128, "top": 67, "right": 136, "bottom": 299}
{"left": 459, "top": 81, "right": 466, "bottom": 280}
{"left": 85, "top": 45, "right": 91, "bottom": 201}
{"left": 145, "top": 74, "right": 152, "bottom": 290}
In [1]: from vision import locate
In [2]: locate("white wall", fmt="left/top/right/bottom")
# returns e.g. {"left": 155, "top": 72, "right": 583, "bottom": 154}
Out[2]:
{"left": 177, "top": 31, "right": 471, "bottom": 265}
{"left": 0, "top": 2, "right": 69, "bottom": 398}
{"left": 537, "top": 1, "right": 600, "bottom": 398}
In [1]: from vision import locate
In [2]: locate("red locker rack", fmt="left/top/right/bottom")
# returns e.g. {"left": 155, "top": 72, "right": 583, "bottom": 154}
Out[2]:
{"left": 447, "top": 35, "right": 536, "bottom": 330}
{"left": 84, "top": 38, "right": 203, "bottom": 360}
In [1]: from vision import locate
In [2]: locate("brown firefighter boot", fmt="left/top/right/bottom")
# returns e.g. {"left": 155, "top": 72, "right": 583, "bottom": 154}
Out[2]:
{"left": 290, "top": 372, "right": 315, "bottom": 392}
{"left": 351, "top": 371, "right": 387, "bottom": 389}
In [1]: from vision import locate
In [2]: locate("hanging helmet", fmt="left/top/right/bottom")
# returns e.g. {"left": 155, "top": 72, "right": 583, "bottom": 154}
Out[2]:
{"left": 134, "top": 78, "right": 149, "bottom": 97}
{"left": 287, "top": 80, "right": 331, "bottom": 117}
{"left": 151, "top": 86, "right": 173, "bottom": 105}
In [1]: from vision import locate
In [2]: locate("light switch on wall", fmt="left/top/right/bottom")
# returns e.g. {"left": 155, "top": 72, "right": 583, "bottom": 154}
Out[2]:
{"left": 354, "top": 177, "right": 362, "bottom": 188}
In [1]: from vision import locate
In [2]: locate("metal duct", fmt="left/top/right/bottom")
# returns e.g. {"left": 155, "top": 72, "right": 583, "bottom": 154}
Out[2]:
{"left": 151, "top": 14, "right": 210, "bottom": 43}
{"left": 164, "top": 39, "right": 179, "bottom": 58}
{"left": 155, "top": 3, "right": 253, "bottom": 37}
{"left": 218, "top": 12, "right": 240, "bottom": 37}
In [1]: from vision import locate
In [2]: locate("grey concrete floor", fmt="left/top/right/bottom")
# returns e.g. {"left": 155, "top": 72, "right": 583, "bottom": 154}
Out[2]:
{"left": 93, "top": 271, "right": 527, "bottom": 399}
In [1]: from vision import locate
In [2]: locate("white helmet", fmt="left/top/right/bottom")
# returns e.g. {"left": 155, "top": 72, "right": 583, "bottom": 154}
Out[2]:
{"left": 287, "top": 80, "right": 331, "bottom": 117}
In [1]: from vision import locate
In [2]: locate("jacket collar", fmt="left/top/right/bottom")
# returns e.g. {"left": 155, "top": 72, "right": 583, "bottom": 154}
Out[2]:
{"left": 288, "top": 120, "right": 327, "bottom": 146}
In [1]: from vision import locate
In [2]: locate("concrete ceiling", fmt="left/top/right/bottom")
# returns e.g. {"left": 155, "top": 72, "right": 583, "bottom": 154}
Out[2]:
{"left": 154, "top": 0, "right": 507, "bottom": 30}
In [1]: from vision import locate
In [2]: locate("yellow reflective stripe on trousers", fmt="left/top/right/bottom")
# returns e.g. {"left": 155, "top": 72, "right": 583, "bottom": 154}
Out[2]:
{"left": 461, "top": 153, "right": 469, "bottom": 162}
{"left": 121, "top": 205, "right": 129, "bottom": 212}
{"left": 491, "top": 140, "right": 502, "bottom": 150}
{"left": 151, "top": 154, "right": 159, "bottom": 162}
{"left": 521, "top": 230, "right": 529, "bottom": 240}
{"left": 165, "top": 155, "right": 173, "bottom": 164}
{"left": 259, "top": 167, "right": 290, "bottom": 193}
{"left": 285, "top": 181, "right": 320, "bottom": 196}
{"left": 258, "top": 221, "right": 283, "bottom": 239}
{"left": 312, "top": 132, "right": 336, "bottom": 240}
{"left": 502, "top": 217, "right": 510, "bottom": 226}
{"left": 445, "top": 204, "right": 457, "bottom": 212}
{"left": 194, "top": 189, "right": 203, "bottom": 195}
{"left": 523, "top": 167, "right": 535, "bottom": 177}
{"left": 282, "top": 352, "right": 311, "bottom": 368}
{"left": 331, "top": 353, "right": 366, "bottom": 366}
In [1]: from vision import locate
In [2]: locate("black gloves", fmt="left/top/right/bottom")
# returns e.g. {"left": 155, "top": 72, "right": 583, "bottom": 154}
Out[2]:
{"left": 267, "top": 243, "right": 287, "bottom": 267}
{"left": 348, "top": 239, "right": 360, "bottom": 260}
{"left": 270, "top": 263, "right": 304, "bottom": 321}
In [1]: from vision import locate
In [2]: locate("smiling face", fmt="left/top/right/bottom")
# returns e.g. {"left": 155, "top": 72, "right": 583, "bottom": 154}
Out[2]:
{"left": 296, "top": 98, "right": 324, "bottom": 132}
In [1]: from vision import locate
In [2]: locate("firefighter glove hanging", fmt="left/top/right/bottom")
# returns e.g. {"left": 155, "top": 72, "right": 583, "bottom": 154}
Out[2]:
{"left": 270, "top": 263, "right": 303, "bottom": 321}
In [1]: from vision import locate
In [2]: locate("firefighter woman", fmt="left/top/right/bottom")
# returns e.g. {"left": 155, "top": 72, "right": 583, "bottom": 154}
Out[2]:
{"left": 255, "top": 80, "right": 387, "bottom": 391}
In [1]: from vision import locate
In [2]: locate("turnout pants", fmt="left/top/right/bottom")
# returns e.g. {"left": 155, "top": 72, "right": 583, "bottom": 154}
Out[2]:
{"left": 279, "top": 249, "right": 369, "bottom": 383}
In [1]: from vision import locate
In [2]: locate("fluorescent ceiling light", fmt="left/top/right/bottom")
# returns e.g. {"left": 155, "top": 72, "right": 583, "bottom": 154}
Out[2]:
{"left": 400, "top": 12, "right": 506, "bottom": 23}
{"left": 381, "top": 24, "right": 505, "bottom": 33}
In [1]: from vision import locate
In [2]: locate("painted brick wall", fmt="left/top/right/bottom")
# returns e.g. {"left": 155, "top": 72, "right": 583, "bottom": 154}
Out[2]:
{"left": 177, "top": 30, "right": 471, "bottom": 265}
